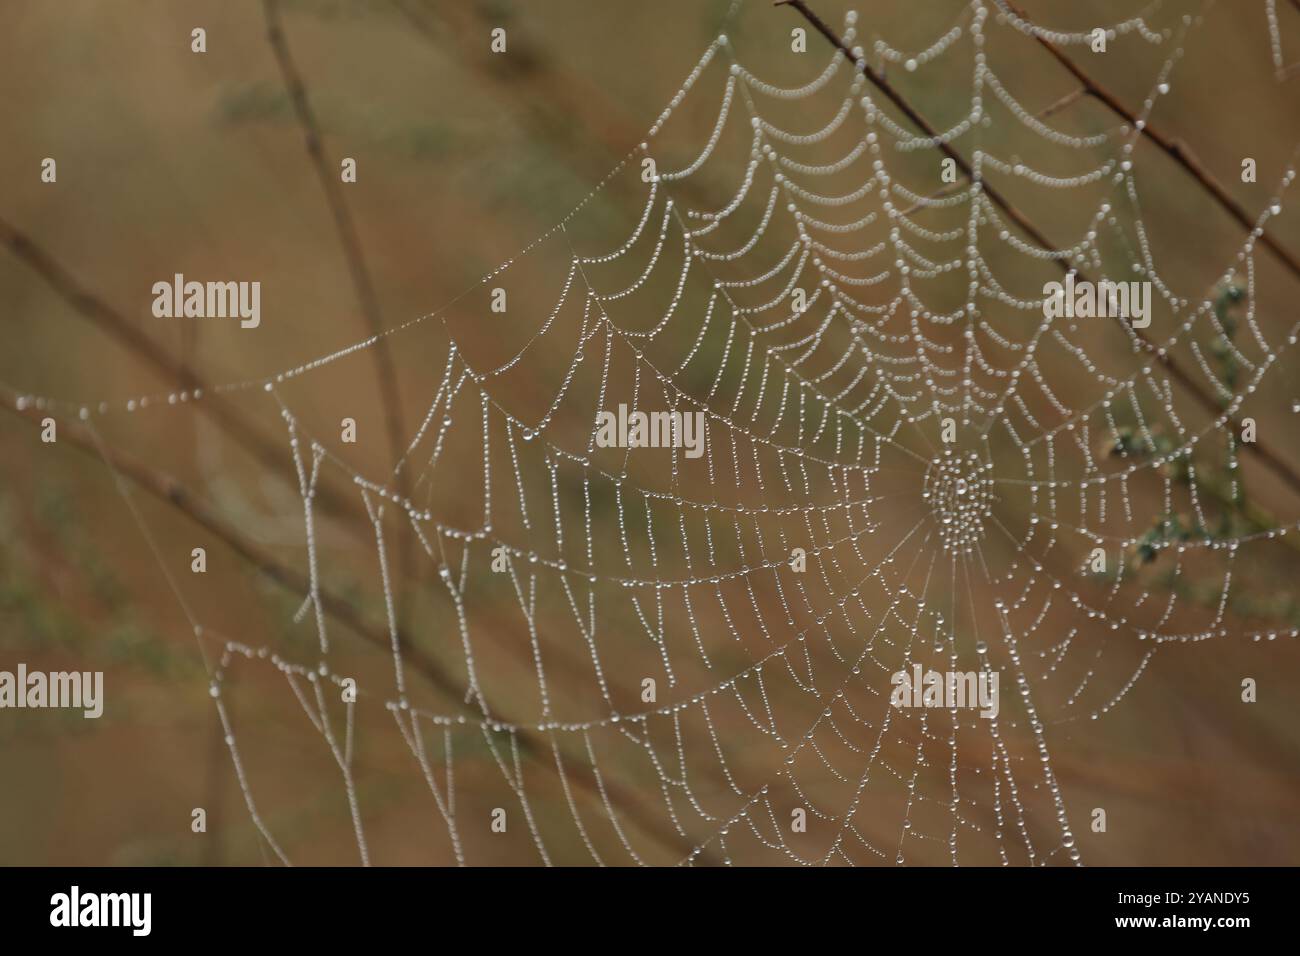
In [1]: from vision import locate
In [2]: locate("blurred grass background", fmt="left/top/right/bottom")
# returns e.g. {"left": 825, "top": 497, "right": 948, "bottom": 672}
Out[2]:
{"left": 1, "top": 0, "right": 1299, "bottom": 865}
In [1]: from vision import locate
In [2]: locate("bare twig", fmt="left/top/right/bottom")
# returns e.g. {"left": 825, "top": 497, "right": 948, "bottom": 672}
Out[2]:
{"left": 777, "top": 0, "right": 1300, "bottom": 497}
{"left": 0, "top": 214, "right": 365, "bottom": 529}
{"left": 897, "top": 181, "right": 966, "bottom": 217}
{"left": 1002, "top": 0, "right": 1300, "bottom": 280}
{"left": 262, "top": 0, "right": 410, "bottom": 487}
{"left": 900, "top": 93, "right": 1091, "bottom": 216}
{"left": 264, "top": 0, "right": 418, "bottom": 621}
{"left": 1038, "top": 86, "right": 1087, "bottom": 119}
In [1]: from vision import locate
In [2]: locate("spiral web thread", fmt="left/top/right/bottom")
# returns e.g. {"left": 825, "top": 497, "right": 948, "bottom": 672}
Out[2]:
{"left": 20, "top": 2, "right": 1300, "bottom": 865}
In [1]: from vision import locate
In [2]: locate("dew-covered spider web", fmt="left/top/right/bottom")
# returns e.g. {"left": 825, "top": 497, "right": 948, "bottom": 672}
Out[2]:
{"left": 15, "top": 0, "right": 1300, "bottom": 866}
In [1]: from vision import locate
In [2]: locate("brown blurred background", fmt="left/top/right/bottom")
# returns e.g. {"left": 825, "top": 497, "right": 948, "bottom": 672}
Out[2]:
{"left": 2, "top": 0, "right": 1300, "bottom": 866}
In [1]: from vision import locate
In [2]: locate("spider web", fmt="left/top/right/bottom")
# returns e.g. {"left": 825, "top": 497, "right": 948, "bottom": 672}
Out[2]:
{"left": 16, "top": 1, "right": 1300, "bottom": 866}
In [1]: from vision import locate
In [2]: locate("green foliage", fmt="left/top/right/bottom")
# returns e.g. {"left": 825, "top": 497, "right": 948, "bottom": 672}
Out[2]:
{"left": 1132, "top": 512, "right": 1204, "bottom": 566}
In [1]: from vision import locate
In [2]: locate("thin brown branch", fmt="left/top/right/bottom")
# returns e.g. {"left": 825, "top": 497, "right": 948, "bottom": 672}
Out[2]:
{"left": 1002, "top": 0, "right": 1300, "bottom": 280}
{"left": 777, "top": 0, "right": 1300, "bottom": 497}
{"left": 901, "top": 90, "right": 1089, "bottom": 217}
{"left": 0, "top": 214, "right": 364, "bottom": 529}
{"left": 264, "top": 0, "right": 418, "bottom": 623}
{"left": 1, "top": 390, "right": 709, "bottom": 865}
{"left": 1038, "top": 86, "right": 1087, "bottom": 119}
{"left": 262, "top": 0, "right": 409, "bottom": 481}
{"left": 898, "top": 181, "right": 966, "bottom": 217}
{"left": 774, "top": 3, "right": 1090, "bottom": 262}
